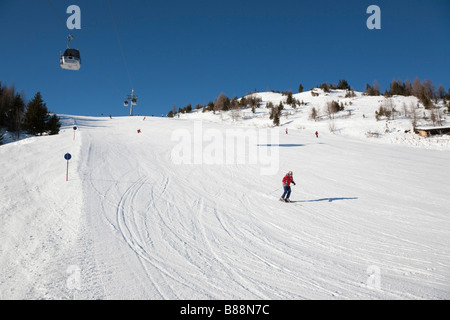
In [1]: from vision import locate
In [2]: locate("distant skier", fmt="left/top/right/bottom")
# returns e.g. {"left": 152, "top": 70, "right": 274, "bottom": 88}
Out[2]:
{"left": 315, "top": 131, "right": 319, "bottom": 138}
{"left": 280, "top": 171, "right": 296, "bottom": 203}
{"left": 286, "top": 128, "right": 288, "bottom": 134}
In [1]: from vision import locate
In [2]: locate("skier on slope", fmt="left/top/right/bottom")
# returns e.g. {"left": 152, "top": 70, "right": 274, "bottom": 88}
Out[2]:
{"left": 280, "top": 171, "right": 296, "bottom": 203}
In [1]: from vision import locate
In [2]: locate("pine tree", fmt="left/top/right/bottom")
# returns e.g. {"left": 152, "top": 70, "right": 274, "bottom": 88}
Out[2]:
{"left": 365, "top": 82, "right": 381, "bottom": 96}
{"left": 46, "top": 114, "right": 61, "bottom": 135}
{"left": 319, "top": 82, "right": 331, "bottom": 93}
{"left": 0, "top": 83, "right": 15, "bottom": 127}
{"left": 269, "top": 104, "right": 281, "bottom": 126}
{"left": 206, "top": 101, "right": 214, "bottom": 112}
{"left": 337, "top": 79, "right": 350, "bottom": 90}
{"left": 273, "top": 109, "right": 280, "bottom": 126}
{"left": 285, "top": 90, "right": 293, "bottom": 105}
{"left": 8, "top": 93, "right": 25, "bottom": 138}
{"left": 23, "top": 92, "right": 50, "bottom": 136}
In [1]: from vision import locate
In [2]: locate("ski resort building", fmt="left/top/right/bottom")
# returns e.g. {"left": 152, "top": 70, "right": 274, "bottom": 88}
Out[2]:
{"left": 415, "top": 126, "right": 450, "bottom": 137}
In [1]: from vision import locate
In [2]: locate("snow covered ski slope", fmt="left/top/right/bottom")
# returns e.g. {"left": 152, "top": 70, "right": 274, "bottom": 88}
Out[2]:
{"left": 1, "top": 115, "right": 449, "bottom": 299}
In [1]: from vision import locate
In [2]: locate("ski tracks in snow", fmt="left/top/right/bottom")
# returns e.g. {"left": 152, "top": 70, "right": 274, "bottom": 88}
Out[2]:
{"left": 115, "top": 175, "right": 176, "bottom": 299}
{"left": 76, "top": 116, "right": 450, "bottom": 300}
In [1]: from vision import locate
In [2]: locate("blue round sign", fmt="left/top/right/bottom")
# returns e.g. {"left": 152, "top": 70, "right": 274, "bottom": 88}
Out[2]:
{"left": 64, "top": 153, "right": 72, "bottom": 161}
{"left": 73, "top": 126, "right": 77, "bottom": 131}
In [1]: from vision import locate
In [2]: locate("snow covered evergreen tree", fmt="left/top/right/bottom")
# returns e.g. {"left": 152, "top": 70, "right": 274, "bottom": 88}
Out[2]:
{"left": 22, "top": 92, "right": 60, "bottom": 136}
{"left": 23, "top": 92, "right": 49, "bottom": 135}
{"left": 8, "top": 93, "right": 25, "bottom": 138}
{"left": 46, "top": 114, "right": 61, "bottom": 135}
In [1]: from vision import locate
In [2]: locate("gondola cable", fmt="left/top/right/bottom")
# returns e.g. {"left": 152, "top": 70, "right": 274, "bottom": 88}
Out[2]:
{"left": 107, "top": 0, "right": 138, "bottom": 114}
{"left": 107, "top": 0, "right": 134, "bottom": 91}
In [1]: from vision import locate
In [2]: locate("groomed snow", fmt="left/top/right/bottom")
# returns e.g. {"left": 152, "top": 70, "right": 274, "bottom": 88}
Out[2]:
{"left": 1, "top": 100, "right": 449, "bottom": 299}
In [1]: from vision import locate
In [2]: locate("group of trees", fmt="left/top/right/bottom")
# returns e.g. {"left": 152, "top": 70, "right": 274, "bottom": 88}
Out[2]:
{"left": 375, "top": 98, "right": 397, "bottom": 121}
{"left": 375, "top": 98, "right": 445, "bottom": 128}
{"left": 0, "top": 82, "right": 60, "bottom": 144}
{"left": 166, "top": 78, "right": 449, "bottom": 128}
{"left": 309, "top": 100, "right": 345, "bottom": 122}
{"left": 366, "top": 78, "right": 450, "bottom": 128}
{"left": 168, "top": 93, "right": 265, "bottom": 118}
{"left": 267, "top": 102, "right": 284, "bottom": 126}
{"left": 364, "top": 82, "right": 381, "bottom": 96}
{"left": 309, "top": 99, "right": 353, "bottom": 122}
{"left": 317, "top": 79, "right": 351, "bottom": 93}
{"left": 365, "top": 78, "right": 450, "bottom": 109}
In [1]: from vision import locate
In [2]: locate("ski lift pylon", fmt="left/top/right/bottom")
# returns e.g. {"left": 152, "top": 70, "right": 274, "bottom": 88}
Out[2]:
{"left": 124, "top": 89, "right": 138, "bottom": 116}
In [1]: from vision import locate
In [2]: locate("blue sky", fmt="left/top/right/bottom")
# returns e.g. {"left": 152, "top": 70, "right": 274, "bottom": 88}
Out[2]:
{"left": 1, "top": 0, "right": 449, "bottom": 117}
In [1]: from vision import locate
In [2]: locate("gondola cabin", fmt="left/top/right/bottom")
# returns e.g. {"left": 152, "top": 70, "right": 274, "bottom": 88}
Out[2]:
{"left": 60, "top": 48, "right": 81, "bottom": 71}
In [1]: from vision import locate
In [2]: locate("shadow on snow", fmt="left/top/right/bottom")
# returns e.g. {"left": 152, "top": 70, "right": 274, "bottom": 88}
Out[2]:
{"left": 293, "top": 197, "right": 358, "bottom": 203}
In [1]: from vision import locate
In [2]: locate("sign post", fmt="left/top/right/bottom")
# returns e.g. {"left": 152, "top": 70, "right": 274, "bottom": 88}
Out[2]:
{"left": 65, "top": 153, "right": 72, "bottom": 181}
{"left": 73, "top": 126, "right": 77, "bottom": 140}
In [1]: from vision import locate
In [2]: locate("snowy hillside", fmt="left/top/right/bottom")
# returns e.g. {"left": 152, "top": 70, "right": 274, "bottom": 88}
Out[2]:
{"left": 0, "top": 112, "right": 449, "bottom": 300}
{"left": 179, "top": 89, "right": 450, "bottom": 151}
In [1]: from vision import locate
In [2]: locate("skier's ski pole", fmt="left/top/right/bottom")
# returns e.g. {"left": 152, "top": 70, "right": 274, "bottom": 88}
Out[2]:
{"left": 269, "top": 187, "right": 282, "bottom": 195}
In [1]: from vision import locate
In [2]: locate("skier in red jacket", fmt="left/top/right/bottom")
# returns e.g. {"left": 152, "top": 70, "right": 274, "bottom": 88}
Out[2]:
{"left": 281, "top": 171, "right": 296, "bottom": 202}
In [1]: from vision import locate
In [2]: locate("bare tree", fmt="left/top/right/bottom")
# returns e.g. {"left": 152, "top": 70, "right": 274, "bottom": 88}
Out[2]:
{"left": 430, "top": 105, "right": 443, "bottom": 127}
{"left": 409, "top": 102, "right": 419, "bottom": 130}
{"left": 436, "top": 108, "right": 443, "bottom": 126}
{"left": 230, "top": 99, "right": 241, "bottom": 121}
{"left": 328, "top": 119, "right": 336, "bottom": 133}
{"left": 325, "top": 101, "right": 340, "bottom": 120}
{"left": 402, "top": 102, "right": 408, "bottom": 117}
{"left": 423, "top": 79, "right": 435, "bottom": 100}
{"left": 309, "top": 107, "right": 318, "bottom": 121}
{"left": 438, "top": 85, "right": 446, "bottom": 99}
{"left": 430, "top": 107, "right": 437, "bottom": 126}
{"left": 325, "top": 102, "right": 333, "bottom": 120}
{"left": 404, "top": 78, "right": 412, "bottom": 95}
{"left": 412, "top": 77, "right": 423, "bottom": 98}
{"left": 214, "top": 93, "right": 229, "bottom": 113}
